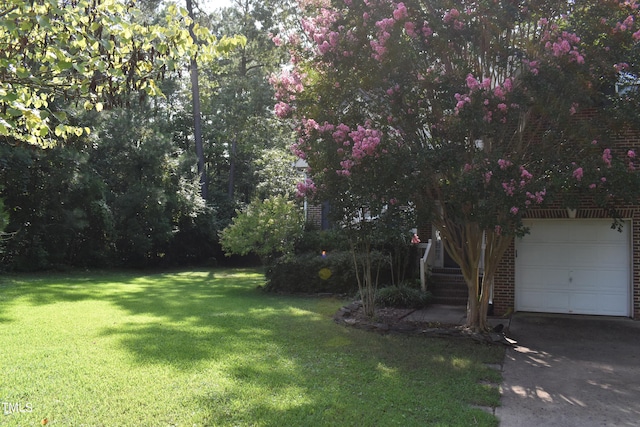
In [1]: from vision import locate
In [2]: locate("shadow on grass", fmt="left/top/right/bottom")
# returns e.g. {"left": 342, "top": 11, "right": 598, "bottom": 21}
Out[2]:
{"left": 1, "top": 268, "right": 502, "bottom": 426}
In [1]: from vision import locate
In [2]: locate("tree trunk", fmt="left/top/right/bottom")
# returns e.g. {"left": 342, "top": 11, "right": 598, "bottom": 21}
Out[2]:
{"left": 186, "top": 0, "right": 208, "bottom": 200}
{"left": 435, "top": 218, "right": 513, "bottom": 332}
{"left": 351, "top": 239, "right": 378, "bottom": 318}
{"left": 228, "top": 137, "right": 237, "bottom": 199}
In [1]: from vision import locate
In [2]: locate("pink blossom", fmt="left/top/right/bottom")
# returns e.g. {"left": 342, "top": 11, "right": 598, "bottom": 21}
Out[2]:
{"left": 589, "top": 183, "right": 597, "bottom": 189}
{"left": 498, "top": 159, "right": 512, "bottom": 170}
{"left": 332, "top": 123, "right": 351, "bottom": 143}
{"left": 520, "top": 167, "right": 532, "bottom": 180}
{"left": 466, "top": 74, "right": 480, "bottom": 91}
{"left": 494, "top": 225, "right": 502, "bottom": 236}
{"left": 601, "top": 177, "right": 607, "bottom": 183}
{"left": 484, "top": 171, "right": 493, "bottom": 183}
{"left": 569, "top": 103, "right": 578, "bottom": 115}
{"left": 339, "top": 159, "right": 355, "bottom": 173}
{"left": 602, "top": 148, "right": 612, "bottom": 167}
{"left": 405, "top": 21, "right": 417, "bottom": 38}
{"left": 274, "top": 102, "right": 291, "bottom": 118}
{"left": 573, "top": 167, "right": 584, "bottom": 181}
{"left": 628, "top": 150, "right": 636, "bottom": 158}
{"left": 271, "top": 34, "right": 283, "bottom": 46}
{"left": 411, "top": 233, "right": 421, "bottom": 244}
{"left": 393, "top": 3, "right": 408, "bottom": 21}
{"left": 463, "top": 163, "right": 473, "bottom": 172}
{"left": 502, "top": 181, "right": 516, "bottom": 196}
{"left": 349, "top": 125, "right": 382, "bottom": 159}
{"left": 614, "top": 63, "right": 630, "bottom": 72}
{"left": 296, "top": 178, "right": 316, "bottom": 198}
{"left": 443, "top": 8, "right": 460, "bottom": 24}
{"left": 376, "top": 18, "right": 395, "bottom": 32}
{"left": 497, "top": 103, "right": 508, "bottom": 112}
{"left": 510, "top": 206, "right": 519, "bottom": 215}
{"left": 524, "top": 60, "right": 540, "bottom": 75}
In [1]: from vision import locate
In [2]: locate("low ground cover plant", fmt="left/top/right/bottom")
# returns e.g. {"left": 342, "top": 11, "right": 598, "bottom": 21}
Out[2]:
{"left": 0, "top": 269, "right": 502, "bottom": 426}
{"left": 376, "top": 284, "right": 432, "bottom": 309}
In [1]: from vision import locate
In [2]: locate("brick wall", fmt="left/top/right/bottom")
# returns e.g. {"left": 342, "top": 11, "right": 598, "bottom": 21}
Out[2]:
{"left": 634, "top": 211, "right": 640, "bottom": 320}
{"left": 306, "top": 204, "right": 323, "bottom": 228}
{"left": 493, "top": 239, "right": 515, "bottom": 316}
{"left": 491, "top": 122, "right": 640, "bottom": 319}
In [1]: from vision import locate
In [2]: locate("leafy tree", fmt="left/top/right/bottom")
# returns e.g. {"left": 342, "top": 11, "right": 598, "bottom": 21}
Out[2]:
{"left": 0, "top": 0, "right": 241, "bottom": 146}
{"left": 202, "top": 0, "right": 296, "bottom": 208}
{"left": 0, "top": 194, "right": 11, "bottom": 254}
{"left": 89, "top": 103, "right": 212, "bottom": 267}
{"left": 219, "top": 194, "right": 304, "bottom": 263}
{"left": 253, "top": 147, "right": 300, "bottom": 200}
{"left": 0, "top": 139, "right": 113, "bottom": 269}
{"left": 273, "top": 0, "right": 640, "bottom": 330}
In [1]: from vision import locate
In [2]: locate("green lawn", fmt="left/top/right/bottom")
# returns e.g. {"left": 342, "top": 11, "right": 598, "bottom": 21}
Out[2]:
{"left": 0, "top": 269, "right": 503, "bottom": 426}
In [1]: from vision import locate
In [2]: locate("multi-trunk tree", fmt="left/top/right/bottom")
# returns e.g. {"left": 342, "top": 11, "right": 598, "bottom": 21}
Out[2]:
{"left": 273, "top": 0, "right": 640, "bottom": 330}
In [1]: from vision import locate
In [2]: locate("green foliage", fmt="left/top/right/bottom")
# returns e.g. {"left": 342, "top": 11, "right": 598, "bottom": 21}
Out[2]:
{"left": 0, "top": 141, "right": 114, "bottom": 269}
{"left": 265, "top": 250, "right": 392, "bottom": 294}
{"left": 253, "top": 147, "right": 300, "bottom": 199}
{"left": 376, "top": 285, "right": 432, "bottom": 309}
{"left": 276, "top": 0, "right": 640, "bottom": 329}
{"left": 294, "top": 227, "right": 350, "bottom": 254}
{"left": 220, "top": 195, "right": 304, "bottom": 263}
{"left": 201, "top": 1, "right": 294, "bottom": 205}
{"left": 0, "top": 0, "right": 243, "bottom": 146}
{"left": 0, "top": 98, "right": 221, "bottom": 270}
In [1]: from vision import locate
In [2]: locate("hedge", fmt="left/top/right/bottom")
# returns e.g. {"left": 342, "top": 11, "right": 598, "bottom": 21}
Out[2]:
{"left": 265, "top": 250, "right": 393, "bottom": 294}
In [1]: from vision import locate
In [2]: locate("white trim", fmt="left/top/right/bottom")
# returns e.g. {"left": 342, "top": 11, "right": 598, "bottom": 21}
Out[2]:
{"left": 515, "top": 219, "right": 632, "bottom": 317}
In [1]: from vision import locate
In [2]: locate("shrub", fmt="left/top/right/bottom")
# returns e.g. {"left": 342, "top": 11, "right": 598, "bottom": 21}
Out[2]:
{"left": 294, "top": 227, "right": 350, "bottom": 254}
{"left": 219, "top": 195, "right": 304, "bottom": 264}
{"left": 265, "top": 250, "right": 392, "bottom": 294}
{"left": 375, "top": 285, "right": 432, "bottom": 309}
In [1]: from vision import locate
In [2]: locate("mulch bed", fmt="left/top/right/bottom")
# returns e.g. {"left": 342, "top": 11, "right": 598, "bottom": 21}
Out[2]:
{"left": 333, "top": 301, "right": 511, "bottom": 345}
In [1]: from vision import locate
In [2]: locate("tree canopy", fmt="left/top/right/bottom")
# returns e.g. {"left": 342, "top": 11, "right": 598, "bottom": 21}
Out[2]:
{"left": 0, "top": 0, "right": 241, "bottom": 146}
{"left": 273, "top": 0, "right": 640, "bottom": 329}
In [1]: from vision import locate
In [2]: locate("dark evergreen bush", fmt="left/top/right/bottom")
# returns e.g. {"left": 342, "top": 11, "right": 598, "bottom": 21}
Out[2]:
{"left": 265, "top": 250, "right": 392, "bottom": 294}
{"left": 375, "top": 285, "right": 432, "bottom": 309}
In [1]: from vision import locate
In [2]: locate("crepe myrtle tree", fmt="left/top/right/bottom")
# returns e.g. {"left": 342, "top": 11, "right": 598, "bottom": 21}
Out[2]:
{"left": 271, "top": 0, "right": 640, "bottom": 330}
{"left": 0, "top": 0, "right": 242, "bottom": 147}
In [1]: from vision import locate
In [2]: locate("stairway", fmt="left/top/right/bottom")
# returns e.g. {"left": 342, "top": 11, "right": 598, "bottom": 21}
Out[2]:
{"left": 428, "top": 268, "right": 468, "bottom": 305}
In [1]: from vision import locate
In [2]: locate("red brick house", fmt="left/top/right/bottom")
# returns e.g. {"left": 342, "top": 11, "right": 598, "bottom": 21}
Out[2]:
{"left": 423, "top": 129, "right": 640, "bottom": 320}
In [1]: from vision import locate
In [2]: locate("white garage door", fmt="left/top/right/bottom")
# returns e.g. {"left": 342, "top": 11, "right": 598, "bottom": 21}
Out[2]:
{"left": 515, "top": 220, "right": 631, "bottom": 316}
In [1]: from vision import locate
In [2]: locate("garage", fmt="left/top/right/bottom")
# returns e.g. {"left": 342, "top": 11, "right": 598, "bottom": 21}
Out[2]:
{"left": 515, "top": 219, "right": 631, "bottom": 316}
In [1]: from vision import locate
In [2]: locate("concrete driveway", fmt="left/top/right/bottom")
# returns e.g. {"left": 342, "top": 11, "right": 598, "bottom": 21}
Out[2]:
{"left": 496, "top": 313, "right": 640, "bottom": 427}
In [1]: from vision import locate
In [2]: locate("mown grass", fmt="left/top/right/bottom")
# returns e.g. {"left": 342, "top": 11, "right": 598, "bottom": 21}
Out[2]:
{"left": 0, "top": 269, "right": 503, "bottom": 426}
